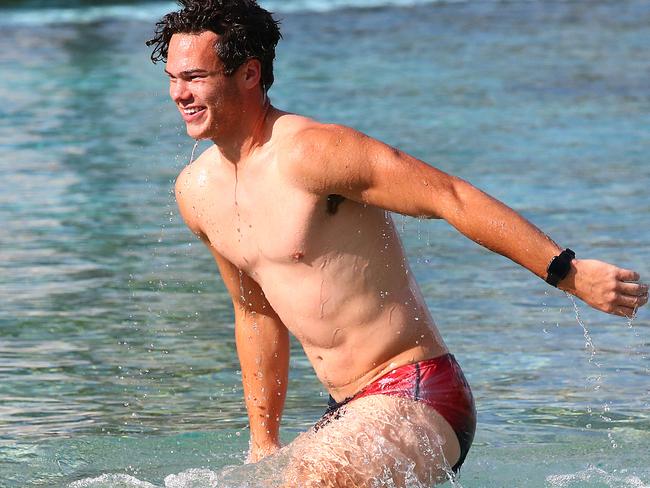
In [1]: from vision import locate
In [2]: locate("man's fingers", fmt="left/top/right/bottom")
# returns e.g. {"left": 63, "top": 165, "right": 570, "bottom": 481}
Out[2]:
{"left": 617, "top": 268, "right": 641, "bottom": 282}
{"left": 617, "top": 282, "right": 649, "bottom": 297}
{"left": 612, "top": 306, "right": 637, "bottom": 318}
{"left": 618, "top": 293, "right": 648, "bottom": 309}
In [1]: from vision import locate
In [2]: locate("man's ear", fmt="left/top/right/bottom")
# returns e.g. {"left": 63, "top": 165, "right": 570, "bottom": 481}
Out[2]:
{"left": 241, "top": 58, "right": 262, "bottom": 90}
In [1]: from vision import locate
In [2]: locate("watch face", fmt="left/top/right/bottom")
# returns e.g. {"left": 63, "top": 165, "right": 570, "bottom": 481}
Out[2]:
{"left": 546, "top": 250, "right": 574, "bottom": 286}
{"left": 548, "top": 258, "right": 564, "bottom": 275}
{"left": 549, "top": 252, "right": 572, "bottom": 277}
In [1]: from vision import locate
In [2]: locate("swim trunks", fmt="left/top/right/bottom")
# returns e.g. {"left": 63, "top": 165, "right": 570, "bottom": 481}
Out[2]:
{"left": 314, "top": 353, "right": 476, "bottom": 473}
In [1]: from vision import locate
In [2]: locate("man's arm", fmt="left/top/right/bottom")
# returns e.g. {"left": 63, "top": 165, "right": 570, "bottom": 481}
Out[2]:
{"left": 175, "top": 171, "right": 289, "bottom": 462}
{"left": 209, "top": 248, "right": 290, "bottom": 462}
{"left": 283, "top": 123, "right": 648, "bottom": 316}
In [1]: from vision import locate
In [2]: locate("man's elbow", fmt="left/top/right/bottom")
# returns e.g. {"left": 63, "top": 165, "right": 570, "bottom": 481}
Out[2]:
{"left": 433, "top": 177, "right": 470, "bottom": 221}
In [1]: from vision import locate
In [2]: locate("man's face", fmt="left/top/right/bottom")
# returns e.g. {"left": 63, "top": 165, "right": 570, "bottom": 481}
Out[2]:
{"left": 165, "top": 31, "right": 240, "bottom": 141}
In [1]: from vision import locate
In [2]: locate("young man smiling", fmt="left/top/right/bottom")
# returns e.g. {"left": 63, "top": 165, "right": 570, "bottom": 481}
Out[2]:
{"left": 148, "top": 1, "right": 648, "bottom": 485}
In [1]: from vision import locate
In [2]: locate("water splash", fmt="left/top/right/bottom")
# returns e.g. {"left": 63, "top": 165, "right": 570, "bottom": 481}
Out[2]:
{"left": 69, "top": 474, "right": 158, "bottom": 488}
{"left": 435, "top": 438, "right": 464, "bottom": 488}
{"left": 319, "top": 278, "right": 329, "bottom": 319}
{"left": 280, "top": 396, "right": 464, "bottom": 488}
{"left": 189, "top": 140, "right": 200, "bottom": 164}
{"left": 626, "top": 304, "right": 639, "bottom": 329}
{"left": 238, "top": 269, "right": 246, "bottom": 306}
{"left": 68, "top": 468, "right": 258, "bottom": 488}
{"left": 233, "top": 161, "right": 243, "bottom": 246}
{"left": 564, "top": 293, "right": 631, "bottom": 451}
{"left": 565, "top": 293, "right": 599, "bottom": 366}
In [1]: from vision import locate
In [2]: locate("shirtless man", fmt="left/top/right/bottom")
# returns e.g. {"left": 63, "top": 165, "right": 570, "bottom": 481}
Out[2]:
{"left": 148, "top": 1, "right": 648, "bottom": 486}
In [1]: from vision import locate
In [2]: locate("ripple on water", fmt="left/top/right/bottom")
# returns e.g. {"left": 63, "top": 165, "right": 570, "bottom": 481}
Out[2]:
{"left": 547, "top": 465, "right": 650, "bottom": 488}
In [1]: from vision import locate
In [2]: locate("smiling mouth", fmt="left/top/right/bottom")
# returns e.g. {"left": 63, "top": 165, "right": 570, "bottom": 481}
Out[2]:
{"left": 180, "top": 106, "right": 206, "bottom": 122}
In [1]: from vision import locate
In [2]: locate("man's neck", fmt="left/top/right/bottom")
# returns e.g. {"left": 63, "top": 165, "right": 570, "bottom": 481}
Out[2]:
{"left": 212, "top": 95, "right": 273, "bottom": 165}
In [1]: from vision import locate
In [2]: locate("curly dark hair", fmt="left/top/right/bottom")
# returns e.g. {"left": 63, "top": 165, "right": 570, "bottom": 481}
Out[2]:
{"left": 147, "top": 0, "right": 282, "bottom": 93}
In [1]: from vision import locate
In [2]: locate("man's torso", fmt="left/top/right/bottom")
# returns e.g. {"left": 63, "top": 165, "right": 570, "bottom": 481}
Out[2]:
{"left": 179, "top": 112, "right": 447, "bottom": 400}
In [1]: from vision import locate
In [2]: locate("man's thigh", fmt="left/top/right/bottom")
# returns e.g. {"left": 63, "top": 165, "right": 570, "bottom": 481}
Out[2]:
{"left": 282, "top": 395, "right": 461, "bottom": 488}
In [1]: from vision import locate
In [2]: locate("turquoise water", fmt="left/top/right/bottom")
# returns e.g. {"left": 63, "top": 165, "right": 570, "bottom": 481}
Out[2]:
{"left": 1, "top": 0, "right": 649, "bottom": 486}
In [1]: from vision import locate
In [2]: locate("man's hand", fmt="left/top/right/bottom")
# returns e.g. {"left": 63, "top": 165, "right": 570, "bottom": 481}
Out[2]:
{"left": 247, "top": 441, "right": 282, "bottom": 463}
{"left": 560, "top": 259, "right": 648, "bottom": 317}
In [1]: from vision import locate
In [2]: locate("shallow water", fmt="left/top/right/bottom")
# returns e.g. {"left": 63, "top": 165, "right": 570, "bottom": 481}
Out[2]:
{"left": 1, "top": 0, "right": 649, "bottom": 486}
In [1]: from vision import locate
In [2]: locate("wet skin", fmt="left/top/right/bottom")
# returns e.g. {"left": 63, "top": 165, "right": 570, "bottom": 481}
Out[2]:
{"left": 165, "top": 31, "right": 648, "bottom": 483}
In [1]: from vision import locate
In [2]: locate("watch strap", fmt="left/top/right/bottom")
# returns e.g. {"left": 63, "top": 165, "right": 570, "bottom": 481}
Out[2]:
{"left": 545, "top": 248, "right": 575, "bottom": 287}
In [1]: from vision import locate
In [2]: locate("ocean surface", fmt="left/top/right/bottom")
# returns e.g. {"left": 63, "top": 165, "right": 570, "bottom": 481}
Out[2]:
{"left": 1, "top": 0, "right": 649, "bottom": 486}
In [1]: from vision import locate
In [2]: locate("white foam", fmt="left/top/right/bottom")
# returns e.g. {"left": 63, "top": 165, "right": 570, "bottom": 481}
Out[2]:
{"left": 69, "top": 468, "right": 246, "bottom": 488}
{"left": 163, "top": 468, "right": 221, "bottom": 487}
{"left": 69, "top": 473, "right": 159, "bottom": 488}
{"left": 546, "top": 465, "right": 650, "bottom": 488}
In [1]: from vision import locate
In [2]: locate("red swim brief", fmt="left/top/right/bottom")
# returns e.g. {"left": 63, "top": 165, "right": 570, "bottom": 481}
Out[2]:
{"left": 314, "top": 353, "right": 476, "bottom": 473}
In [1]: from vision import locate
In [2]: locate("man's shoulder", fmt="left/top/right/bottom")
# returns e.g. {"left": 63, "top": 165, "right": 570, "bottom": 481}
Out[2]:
{"left": 274, "top": 114, "right": 349, "bottom": 150}
{"left": 177, "top": 144, "right": 219, "bottom": 181}
{"left": 175, "top": 145, "right": 218, "bottom": 190}
{"left": 272, "top": 114, "right": 356, "bottom": 179}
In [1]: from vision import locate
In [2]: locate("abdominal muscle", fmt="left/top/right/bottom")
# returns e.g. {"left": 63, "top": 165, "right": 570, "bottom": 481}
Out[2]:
{"left": 257, "top": 248, "right": 449, "bottom": 402}
{"left": 304, "top": 304, "right": 447, "bottom": 402}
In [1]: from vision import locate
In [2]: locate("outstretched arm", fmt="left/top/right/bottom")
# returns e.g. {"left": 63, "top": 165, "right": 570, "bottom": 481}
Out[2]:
{"left": 283, "top": 124, "right": 648, "bottom": 317}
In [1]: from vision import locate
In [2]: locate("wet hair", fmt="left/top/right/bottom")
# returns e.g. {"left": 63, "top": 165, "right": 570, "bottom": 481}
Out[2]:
{"left": 147, "top": 0, "right": 281, "bottom": 93}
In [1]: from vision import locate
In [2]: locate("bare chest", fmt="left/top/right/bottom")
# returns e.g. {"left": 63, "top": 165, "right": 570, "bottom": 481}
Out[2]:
{"left": 191, "top": 164, "right": 325, "bottom": 273}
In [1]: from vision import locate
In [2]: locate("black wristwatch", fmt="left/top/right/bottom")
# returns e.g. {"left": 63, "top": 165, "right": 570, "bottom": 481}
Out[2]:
{"left": 545, "top": 248, "right": 575, "bottom": 287}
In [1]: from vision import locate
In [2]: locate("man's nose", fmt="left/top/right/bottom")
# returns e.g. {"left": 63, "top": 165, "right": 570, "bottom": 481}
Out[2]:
{"left": 170, "top": 79, "right": 191, "bottom": 103}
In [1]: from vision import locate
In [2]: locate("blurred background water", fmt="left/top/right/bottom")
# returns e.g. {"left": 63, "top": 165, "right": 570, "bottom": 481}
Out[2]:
{"left": 0, "top": 0, "right": 648, "bottom": 486}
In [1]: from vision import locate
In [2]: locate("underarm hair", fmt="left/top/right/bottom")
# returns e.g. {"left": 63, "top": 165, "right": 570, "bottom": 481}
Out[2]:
{"left": 326, "top": 194, "right": 345, "bottom": 215}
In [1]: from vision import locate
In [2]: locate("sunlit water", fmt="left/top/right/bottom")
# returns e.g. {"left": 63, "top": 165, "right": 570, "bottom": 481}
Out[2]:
{"left": 0, "top": 0, "right": 648, "bottom": 486}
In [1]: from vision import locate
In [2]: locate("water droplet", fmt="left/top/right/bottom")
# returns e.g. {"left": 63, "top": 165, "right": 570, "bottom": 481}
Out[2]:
{"left": 187, "top": 139, "right": 200, "bottom": 163}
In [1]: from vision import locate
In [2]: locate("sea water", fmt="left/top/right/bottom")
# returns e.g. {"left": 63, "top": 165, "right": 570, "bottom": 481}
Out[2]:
{"left": 0, "top": 0, "right": 648, "bottom": 486}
